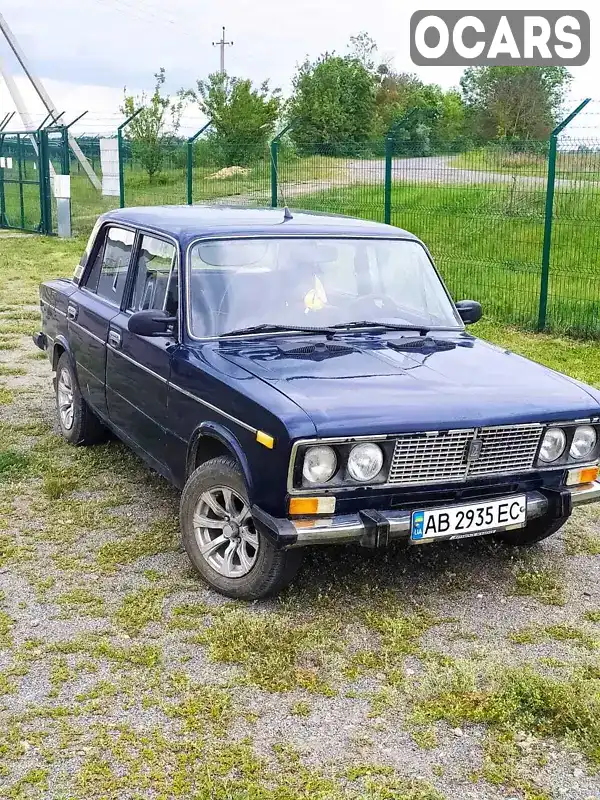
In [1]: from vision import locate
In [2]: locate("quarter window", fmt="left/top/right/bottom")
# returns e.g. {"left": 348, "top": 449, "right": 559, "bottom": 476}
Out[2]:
{"left": 86, "top": 226, "right": 135, "bottom": 305}
{"left": 129, "top": 235, "right": 177, "bottom": 313}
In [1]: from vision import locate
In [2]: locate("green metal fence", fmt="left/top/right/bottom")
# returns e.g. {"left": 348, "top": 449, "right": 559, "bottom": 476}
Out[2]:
{"left": 3, "top": 103, "right": 600, "bottom": 340}
{"left": 102, "top": 118, "right": 600, "bottom": 339}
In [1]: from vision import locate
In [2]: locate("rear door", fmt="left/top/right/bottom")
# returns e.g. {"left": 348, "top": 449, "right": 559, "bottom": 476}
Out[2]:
{"left": 68, "top": 225, "right": 135, "bottom": 417}
{"left": 106, "top": 232, "right": 179, "bottom": 465}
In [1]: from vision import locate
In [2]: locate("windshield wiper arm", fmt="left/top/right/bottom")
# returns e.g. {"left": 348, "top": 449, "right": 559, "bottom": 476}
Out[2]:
{"left": 220, "top": 323, "right": 338, "bottom": 339}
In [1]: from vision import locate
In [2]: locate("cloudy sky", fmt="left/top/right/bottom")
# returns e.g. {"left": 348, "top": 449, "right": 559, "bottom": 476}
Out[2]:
{"left": 1, "top": 0, "right": 599, "bottom": 136}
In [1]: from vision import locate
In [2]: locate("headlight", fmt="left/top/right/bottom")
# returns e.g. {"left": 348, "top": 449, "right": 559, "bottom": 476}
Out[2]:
{"left": 347, "top": 443, "right": 384, "bottom": 482}
{"left": 302, "top": 445, "right": 337, "bottom": 484}
{"left": 539, "top": 427, "right": 567, "bottom": 463}
{"left": 570, "top": 425, "right": 597, "bottom": 460}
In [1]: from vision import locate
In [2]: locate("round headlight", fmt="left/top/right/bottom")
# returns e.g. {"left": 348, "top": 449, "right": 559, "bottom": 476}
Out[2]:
{"left": 539, "top": 427, "right": 567, "bottom": 463}
{"left": 347, "top": 443, "right": 384, "bottom": 482}
{"left": 570, "top": 425, "right": 597, "bottom": 460}
{"left": 302, "top": 445, "right": 337, "bottom": 484}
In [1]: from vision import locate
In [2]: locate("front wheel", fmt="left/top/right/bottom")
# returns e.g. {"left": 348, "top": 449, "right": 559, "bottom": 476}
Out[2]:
{"left": 493, "top": 516, "right": 568, "bottom": 547}
{"left": 180, "top": 455, "right": 303, "bottom": 599}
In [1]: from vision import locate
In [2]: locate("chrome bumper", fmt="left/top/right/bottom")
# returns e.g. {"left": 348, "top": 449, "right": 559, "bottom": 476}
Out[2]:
{"left": 285, "top": 482, "right": 600, "bottom": 548}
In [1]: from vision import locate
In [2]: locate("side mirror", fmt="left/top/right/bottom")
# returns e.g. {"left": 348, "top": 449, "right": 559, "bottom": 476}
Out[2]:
{"left": 455, "top": 300, "right": 482, "bottom": 325}
{"left": 128, "top": 309, "right": 177, "bottom": 336}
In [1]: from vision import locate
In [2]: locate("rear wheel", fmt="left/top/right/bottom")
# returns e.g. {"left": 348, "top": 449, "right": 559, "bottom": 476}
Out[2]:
{"left": 55, "top": 353, "right": 107, "bottom": 445}
{"left": 494, "top": 516, "right": 568, "bottom": 547}
{"left": 180, "top": 455, "right": 303, "bottom": 599}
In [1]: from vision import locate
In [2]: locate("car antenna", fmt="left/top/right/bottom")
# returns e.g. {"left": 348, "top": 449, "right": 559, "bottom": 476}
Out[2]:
{"left": 283, "top": 206, "right": 293, "bottom": 220}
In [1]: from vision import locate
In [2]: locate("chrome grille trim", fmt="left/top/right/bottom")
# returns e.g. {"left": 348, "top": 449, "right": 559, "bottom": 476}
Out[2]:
{"left": 388, "top": 424, "right": 543, "bottom": 486}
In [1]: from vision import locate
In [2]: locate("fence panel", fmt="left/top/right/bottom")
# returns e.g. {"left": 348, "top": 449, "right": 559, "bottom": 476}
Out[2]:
{"left": 388, "top": 144, "right": 548, "bottom": 331}
{"left": 187, "top": 136, "right": 271, "bottom": 207}
{"left": 0, "top": 131, "right": 44, "bottom": 233}
{"left": 545, "top": 137, "right": 600, "bottom": 337}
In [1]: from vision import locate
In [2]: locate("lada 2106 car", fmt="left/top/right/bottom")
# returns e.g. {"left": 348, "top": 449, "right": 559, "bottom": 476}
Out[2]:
{"left": 35, "top": 206, "right": 600, "bottom": 598}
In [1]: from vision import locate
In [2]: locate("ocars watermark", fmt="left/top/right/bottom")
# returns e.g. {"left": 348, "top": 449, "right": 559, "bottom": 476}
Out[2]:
{"left": 410, "top": 11, "right": 589, "bottom": 66}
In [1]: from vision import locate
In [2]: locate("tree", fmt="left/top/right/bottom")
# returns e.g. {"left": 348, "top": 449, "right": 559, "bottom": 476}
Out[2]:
{"left": 373, "top": 68, "right": 468, "bottom": 154}
{"left": 121, "top": 68, "right": 183, "bottom": 181}
{"left": 287, "top": 55, "right": 376, "bottom": 155}
{"left": 187, "top": 73, "right": 281, "bottom": 166}
{"left": 460, "top": 66, "right": 572, "bottom": 143}
{"left": 348, "top": 32, "right": 377, "bottom": 71}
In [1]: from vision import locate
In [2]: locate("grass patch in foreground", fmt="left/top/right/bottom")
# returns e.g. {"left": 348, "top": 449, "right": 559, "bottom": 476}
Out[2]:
{"left": 512, "top": 565, "right": 566, "bottom": 606}
{"left": 416, "top": 663, "right": 600, "bottom": 764}
{"left": 194, "top": 607, "right": 338, "bottom": 693}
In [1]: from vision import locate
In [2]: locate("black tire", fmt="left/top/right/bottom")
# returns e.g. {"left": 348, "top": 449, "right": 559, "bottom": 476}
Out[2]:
{"left": 55, "top": 353, "right": 107, "bottom": 446}
{"left": 180, "top": 455, "right": 303, "bottom": 600}
{"left": 494, "top": 515, "right": 568, "bottom": 547}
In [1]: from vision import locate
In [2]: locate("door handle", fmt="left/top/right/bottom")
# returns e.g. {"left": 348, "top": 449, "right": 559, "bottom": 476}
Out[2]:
{"left": 108, "top": 329, "right": 122, "bottom": 348}
{"left": 67, "top": 304, "right": 78, "bottom": 320}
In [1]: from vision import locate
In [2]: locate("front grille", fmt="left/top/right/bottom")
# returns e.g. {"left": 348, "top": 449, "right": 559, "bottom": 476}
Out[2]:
{"left": 388, "top": 424, "right": 543, "bottom": 486}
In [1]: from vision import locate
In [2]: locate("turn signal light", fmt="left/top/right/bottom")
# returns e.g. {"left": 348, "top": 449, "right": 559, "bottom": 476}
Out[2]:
{"left": 566, "top": 465, "right": 599, "bottom": 486}
{"left": 289, "top": 497, "right": 336, "bottom": 516}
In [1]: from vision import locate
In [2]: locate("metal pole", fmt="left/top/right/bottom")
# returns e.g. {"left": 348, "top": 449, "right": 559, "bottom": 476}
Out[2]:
{"left": 118, "top": 108, "right": 142, "bottom": 208}
{"left": 384, "top": 136, "right": 393, "bottom": 225}
{"left": 186, "top": 121, "right": 211, "bottom": 205}
{"left": 537, "top": 98, "right": 590, "bottom": 331}
{"left": 270, "top": 122, "right": 293, "bottom": 208}
{"left": 0, "top": 11, "right": 101, "bottom": 191}
{"left": 0, "top": 112, "right": 15, "bottom": 131}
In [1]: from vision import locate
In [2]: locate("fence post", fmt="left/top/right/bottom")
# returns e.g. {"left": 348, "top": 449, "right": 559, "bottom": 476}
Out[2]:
{"left": 537, "top": 98, "right": 590, "bottom": 331}
{"left": 384, "top": 135, "right": 393, "bottom": 225}
{"left": 38, "top": 129, "right": 52, "bottom": 235}
{"left": 270, "top": 140, "right": 278, "bottom": 208}
{"left": 186, "top": 121, "right": 212, "bottom": 205}
{"left": 270, "top": 122, "right": 293, "bottom": 208}
{"left": 118, "top": 109, "right": 142, "bottom": 208}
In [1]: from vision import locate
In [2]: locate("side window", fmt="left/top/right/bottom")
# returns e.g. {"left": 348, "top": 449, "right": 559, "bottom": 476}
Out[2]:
{"left": 85, "top": 226, "right": 135, "bottom": 306}
{"left": 128, "top": 235, "right": 177, "bottom": 313}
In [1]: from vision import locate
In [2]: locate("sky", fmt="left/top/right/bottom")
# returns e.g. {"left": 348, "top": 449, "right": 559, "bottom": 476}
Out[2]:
{"left": 1, "top": 0, "right": 599, "bottom": 136}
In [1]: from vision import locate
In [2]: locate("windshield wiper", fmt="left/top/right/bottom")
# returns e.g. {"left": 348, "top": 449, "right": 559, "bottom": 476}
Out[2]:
{"left": 330, "top": 320, "right": 432, "bottom": 335}
{"left": 220, "top": 323, "right": 338, "bottom": 339}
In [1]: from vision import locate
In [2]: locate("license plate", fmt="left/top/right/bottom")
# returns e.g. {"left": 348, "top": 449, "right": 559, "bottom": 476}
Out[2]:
{"left": 410, "top": 495, "right": 527, "bottom": 543}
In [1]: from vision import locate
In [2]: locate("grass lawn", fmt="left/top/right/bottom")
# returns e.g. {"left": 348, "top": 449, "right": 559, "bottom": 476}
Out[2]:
{"left": 451, "top": 147, "right": 600, "bottom": 182}
{"left": 1, "top": 233, "right": 600, "bottom": 799}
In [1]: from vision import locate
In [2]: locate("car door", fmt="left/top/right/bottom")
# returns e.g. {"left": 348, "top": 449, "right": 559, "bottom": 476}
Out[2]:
{"left": 105, "top": 232, "right": 179, "bottom": 466}
{"left": 68, "top": 225, "right": 135, "bottom": 418}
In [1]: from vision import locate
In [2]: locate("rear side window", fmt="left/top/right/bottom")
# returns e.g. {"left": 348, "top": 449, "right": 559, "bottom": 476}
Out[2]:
{"left": 85, "top": 226, "right": 135, "bottom": 305}
{"left": 128, "top": 235, "right": 177, "bottom": 312}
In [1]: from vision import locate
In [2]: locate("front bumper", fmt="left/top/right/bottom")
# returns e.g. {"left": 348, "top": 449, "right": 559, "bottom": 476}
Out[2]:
{"left": 252, "top": 481, "right": 600, "bottom": 549}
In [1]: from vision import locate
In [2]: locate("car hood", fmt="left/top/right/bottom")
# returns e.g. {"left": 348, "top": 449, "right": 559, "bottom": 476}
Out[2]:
{"left": 216, "top": 335, "right": 600, "bottom": 437}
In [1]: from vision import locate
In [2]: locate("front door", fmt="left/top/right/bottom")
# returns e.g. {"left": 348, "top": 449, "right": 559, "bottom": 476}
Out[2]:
{"left": 106, "top": 233, "right": 179, "bottom": 466}
{"left": 68, "top": 225, "right": 135, "bottom": 417}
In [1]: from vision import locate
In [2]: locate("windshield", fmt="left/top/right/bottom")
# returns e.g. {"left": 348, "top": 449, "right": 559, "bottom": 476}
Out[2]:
{"left": 187, "top": 237, "right": 461, "bottom": 338}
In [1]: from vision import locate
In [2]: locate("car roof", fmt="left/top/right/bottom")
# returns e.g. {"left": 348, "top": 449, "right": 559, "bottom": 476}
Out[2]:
{"left": 99, "top": 205, "right": 421, "bottom": 247}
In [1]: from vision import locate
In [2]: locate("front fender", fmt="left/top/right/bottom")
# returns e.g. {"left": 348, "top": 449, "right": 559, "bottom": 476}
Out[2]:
{"left": 186, "top": 421, "right": 254, "bottom": 499}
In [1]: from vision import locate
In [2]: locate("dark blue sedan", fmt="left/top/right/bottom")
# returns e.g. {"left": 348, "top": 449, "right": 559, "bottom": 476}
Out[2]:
{"left": 35, "top": 205, "right": 600, "bottom": 598}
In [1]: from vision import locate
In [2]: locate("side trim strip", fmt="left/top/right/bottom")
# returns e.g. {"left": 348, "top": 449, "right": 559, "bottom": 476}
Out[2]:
{"left": 107, "top": 344, "right": 256, "bottom": 434}
{"left": 69, "top": 319, "right": 105, "bottom": 345}
{"left": 169, "top": 382, "right": 257, "bottom": 434}
{"left": 40, "top": 299, "right": 67, "bottom": 317}
{"left": 107, "top": 344, "right": 168, "bottom": 383}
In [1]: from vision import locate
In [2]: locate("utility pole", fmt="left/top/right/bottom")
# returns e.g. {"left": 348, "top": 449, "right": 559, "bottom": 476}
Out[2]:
{"left": 0, "top": 10, "right": 101, "bottom": 191}
{"left": 212, "top": 26, "right": 233, "bottom": 75}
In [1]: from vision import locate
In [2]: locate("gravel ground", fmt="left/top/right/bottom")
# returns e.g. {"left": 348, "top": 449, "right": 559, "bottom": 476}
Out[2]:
{"left": 1, "top": 317, "right": 600, "bottom": 798}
